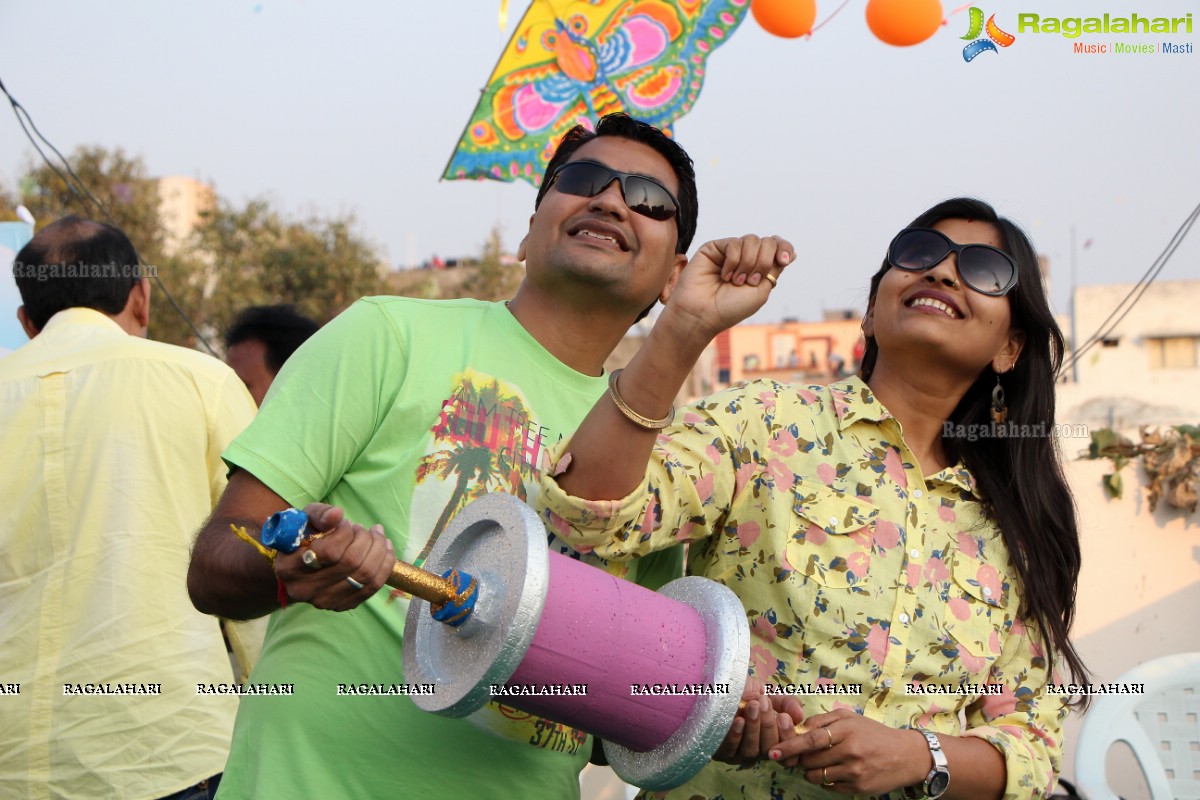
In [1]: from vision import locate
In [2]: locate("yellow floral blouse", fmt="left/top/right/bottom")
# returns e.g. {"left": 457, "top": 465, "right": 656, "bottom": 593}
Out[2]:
{"left": 540, "top": 378, "right": 1068, "bottom": 800}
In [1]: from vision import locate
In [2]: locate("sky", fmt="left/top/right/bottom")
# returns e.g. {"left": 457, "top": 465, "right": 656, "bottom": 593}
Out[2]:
{"left": 1, "top": 0, "right": 1198, "bottom": 352}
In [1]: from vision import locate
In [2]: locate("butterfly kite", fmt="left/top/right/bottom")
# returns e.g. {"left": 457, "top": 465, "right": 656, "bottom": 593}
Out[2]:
{"left": 443, "top": 0, "right": 751, "bottom": 187}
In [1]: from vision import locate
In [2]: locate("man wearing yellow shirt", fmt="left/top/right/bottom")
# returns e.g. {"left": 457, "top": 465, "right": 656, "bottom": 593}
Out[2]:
{"left": 0, "top": 216, "right": 257, "bottom": 800}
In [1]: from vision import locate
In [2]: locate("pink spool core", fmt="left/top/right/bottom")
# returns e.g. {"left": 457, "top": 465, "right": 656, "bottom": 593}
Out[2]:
{"left": 504, "top": 550, "right": 708, "bottom": 752}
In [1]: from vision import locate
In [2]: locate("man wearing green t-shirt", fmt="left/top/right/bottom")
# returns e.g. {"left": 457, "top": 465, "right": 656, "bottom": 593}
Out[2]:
{"left": 186, "top": 114, "right": 701, "bottom": 798}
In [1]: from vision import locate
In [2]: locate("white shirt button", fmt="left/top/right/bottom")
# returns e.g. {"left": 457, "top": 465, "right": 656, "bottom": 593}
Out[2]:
{"left": 899, "top": 613, "right": 910, "bottom": 624}
{"left": 829, "top": 516, "right": 839, "bottom": 526}
{"left": 910, "top": 549, "right": 921, "bottom": 559}
{"left": 912, "top": 489, "right": 924, "bottom": 499}
{"left": 882, "top": 678, "right": 894, "bottom": 688}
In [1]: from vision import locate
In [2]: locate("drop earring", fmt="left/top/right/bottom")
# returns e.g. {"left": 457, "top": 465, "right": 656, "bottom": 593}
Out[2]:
{"left": 991, "top": 374, "right": 1008, "bottom": 424}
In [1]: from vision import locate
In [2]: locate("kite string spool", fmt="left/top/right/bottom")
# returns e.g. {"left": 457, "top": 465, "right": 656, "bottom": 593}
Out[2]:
{"left": 502, "top": 550, "right": 710, "bottom": 752}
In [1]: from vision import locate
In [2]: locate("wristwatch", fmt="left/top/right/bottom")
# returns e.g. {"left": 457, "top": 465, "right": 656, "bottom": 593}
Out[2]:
{"left": 916, "top": 730, "right": 950, "bottom": 798}
{"left": 901, "top": 730, "right": 950, "bottom": 798}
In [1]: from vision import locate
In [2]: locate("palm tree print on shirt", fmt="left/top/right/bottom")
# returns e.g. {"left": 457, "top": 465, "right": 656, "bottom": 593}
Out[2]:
{"left": 413, "top": 371, "right": 545, "bottom": 566}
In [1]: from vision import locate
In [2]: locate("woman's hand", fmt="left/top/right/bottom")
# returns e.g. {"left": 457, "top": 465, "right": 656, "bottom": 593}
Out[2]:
{"left": 713, "top": 679, "right": 807, "bottom": 765}
{"left": 768, "top": 708, "right": 929, "bottom": 794}
{"left": 660, "top": 234, "right": 793, "bottom": 343}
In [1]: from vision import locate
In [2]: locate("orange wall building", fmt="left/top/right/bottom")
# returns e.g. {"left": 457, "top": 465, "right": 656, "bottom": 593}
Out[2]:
{"left": 711, "top": 313, "right": 865, "bottom": 390}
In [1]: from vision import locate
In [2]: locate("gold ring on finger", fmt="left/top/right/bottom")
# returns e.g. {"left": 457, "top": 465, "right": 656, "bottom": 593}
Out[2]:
{"left": 822, "top": 766, "right": 834, "bottom": 786}
{"left": 825, "top": 727, "right": 834, "bottom": 750}
{"left": 764, "top": 273, "right": 778, "bottom": 288}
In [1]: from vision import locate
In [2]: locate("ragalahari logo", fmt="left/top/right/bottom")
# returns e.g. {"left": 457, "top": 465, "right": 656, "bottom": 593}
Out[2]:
{"left": 962, "top": 7, "right": 1016, "bottom": 61}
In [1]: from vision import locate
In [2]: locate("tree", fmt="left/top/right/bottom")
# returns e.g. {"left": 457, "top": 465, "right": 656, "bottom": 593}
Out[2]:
{"left": 154, "top": 199, "right": 386, "bottom": 347}
{"left": 384, "top": 225, "right": 524, "bottom": 303}
{"left": 460, "top": 226, "right": 524, "bottom": 301}
{"left": 0, "top": 182, "right": 20, "bottom": 220}
{"left": 9, "top": 146, "right": 168, "bottom": 266}
{"left": 3, "top": 145, "right": 386, "bottom": 349}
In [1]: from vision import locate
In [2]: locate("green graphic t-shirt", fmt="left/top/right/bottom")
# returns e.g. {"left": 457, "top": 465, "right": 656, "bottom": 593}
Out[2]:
{"left": 216, "top": 297, "right": 681, "bottom": 799}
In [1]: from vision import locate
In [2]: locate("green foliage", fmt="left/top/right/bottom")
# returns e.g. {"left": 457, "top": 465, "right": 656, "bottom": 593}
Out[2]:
{"left": 7, "top": 146, "right": 386, "bottom": 349}
{"left": 6, "top": 145, "right": 524, "bottom": 350}
{"left": 156, "top": 199, "right": 385, "bottom": 346}
{"left": 0, "top": 183, "right": 20, "bottom": 220}
{"left": 1102, "top": 471, "right": 1123, "bottom": 500}
{"left": 1087, "top": 428, "right": 1127, "bottom": 460}
{"left": 1082, "top": 426, "right": 1199, "bottom": 512}
{"left": 461, "top": 227, "right": 523, "bottom": 302}
{"left": 13, "top": 146, "right": 168, "bottom": 266}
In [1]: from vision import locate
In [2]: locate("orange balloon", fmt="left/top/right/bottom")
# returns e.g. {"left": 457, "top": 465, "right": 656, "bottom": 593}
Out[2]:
{"left": 751, "top": 0, "right": 818, "bottom": 39}
{"left": 865, "top": 0, "right": 943, "bottom": 46}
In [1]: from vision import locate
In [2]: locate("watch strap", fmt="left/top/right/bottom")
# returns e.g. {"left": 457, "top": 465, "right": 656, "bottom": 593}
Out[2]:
{"left": 921, "top": 731, "right": 949, "bottom": 798}
{"left": 898, "top": 730, "right": 949, "bottom": 799}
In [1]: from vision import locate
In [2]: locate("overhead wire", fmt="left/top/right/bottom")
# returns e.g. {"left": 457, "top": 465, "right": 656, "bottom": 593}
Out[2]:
{"left": 0, "top": 74, "right": 218, "bottom": 354}
{"left": 1062, "top": 201, "right": 1200, "bottom": 375}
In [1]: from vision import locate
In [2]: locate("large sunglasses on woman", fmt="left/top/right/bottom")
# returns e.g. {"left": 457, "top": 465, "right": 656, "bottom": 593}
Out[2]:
{"left": 547, "top": 159, "right": 680, "bottom": 227}
{"left": 887, "top": 227, "right": 1019, "bottom": 296}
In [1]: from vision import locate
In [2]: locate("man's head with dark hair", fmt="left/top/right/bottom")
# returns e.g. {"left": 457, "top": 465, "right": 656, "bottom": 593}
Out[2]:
{"left": 534, "top": 113, "right": 698, "bottom": 255}
{"left": 516, "top": 114, "right": 698, "bottom": 328}
{"left": 224, "top": 305, "right": 320, "bottom": 405}
{"left": 13, "top": 215, "right": 147, "bottom": 334}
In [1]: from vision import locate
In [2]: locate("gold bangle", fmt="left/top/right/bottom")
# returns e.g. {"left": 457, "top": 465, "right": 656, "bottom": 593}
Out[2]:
{"left": 606, "top": 368, "right": 674, "bottom": 430}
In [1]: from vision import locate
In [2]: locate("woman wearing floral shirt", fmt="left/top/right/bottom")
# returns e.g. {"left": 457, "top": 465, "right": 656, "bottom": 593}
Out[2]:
{"left": 539, "top": 198, "right": 1086, "bottom": 800}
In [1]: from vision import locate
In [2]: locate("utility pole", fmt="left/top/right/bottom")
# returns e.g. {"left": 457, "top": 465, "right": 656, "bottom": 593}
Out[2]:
{"left": 1069, "top": 224, "right": 1079, "bottom": 384}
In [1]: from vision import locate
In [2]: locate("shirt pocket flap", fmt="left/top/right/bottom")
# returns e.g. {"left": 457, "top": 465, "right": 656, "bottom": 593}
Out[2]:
{"left": 944, "top": 551, "right": 1013, "bottom": 665}
{"left": 791, "top": 482, "right": 879, "bottom": 534}
{"left": 788, "top": 482, "right": 878, "bottom": 588}
{"left": 950, "top": 551, "right": 1012, "bottom": 609}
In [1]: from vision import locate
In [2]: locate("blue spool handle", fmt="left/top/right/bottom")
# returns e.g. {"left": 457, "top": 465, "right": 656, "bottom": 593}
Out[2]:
{"left": 431, "top": 568, "right": 479, "bottom": 627}
{"left": 259, "top": 508, "right": 478, "bottom": 627}
{"left": 261, "top": 508, "right": 309, "bottom": 553}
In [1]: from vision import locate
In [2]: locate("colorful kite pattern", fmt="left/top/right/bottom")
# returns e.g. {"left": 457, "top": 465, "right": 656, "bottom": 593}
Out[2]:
{"left": 443, "top": 0, "right": 750, "bottom": 186}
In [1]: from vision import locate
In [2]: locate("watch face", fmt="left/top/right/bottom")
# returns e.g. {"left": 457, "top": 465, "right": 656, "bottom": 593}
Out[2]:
{"left": 929, "top": 771, "right": 950, "bottom": 795}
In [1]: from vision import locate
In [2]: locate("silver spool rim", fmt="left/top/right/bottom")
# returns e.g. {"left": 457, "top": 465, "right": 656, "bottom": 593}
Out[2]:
{"left": 401, "top": 493, "right": 549, "bottom": 717}
{"left": 604, "top": 575, "right": 750, "bottom": 791}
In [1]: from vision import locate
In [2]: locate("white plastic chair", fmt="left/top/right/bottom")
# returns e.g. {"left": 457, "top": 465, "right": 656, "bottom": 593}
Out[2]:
{"left": 1074, "top": 652, "right": 1200, "bottom": 800}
